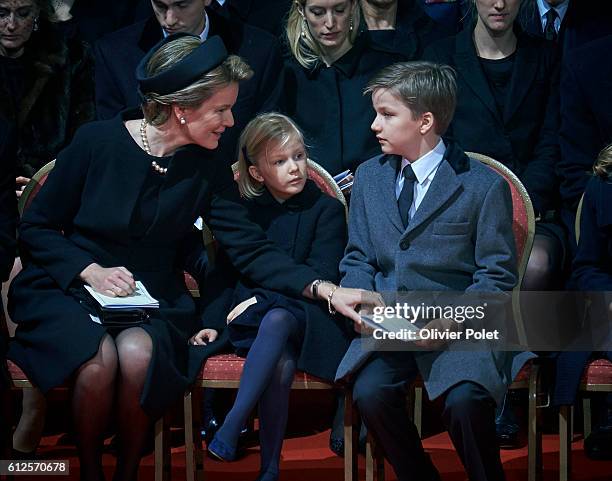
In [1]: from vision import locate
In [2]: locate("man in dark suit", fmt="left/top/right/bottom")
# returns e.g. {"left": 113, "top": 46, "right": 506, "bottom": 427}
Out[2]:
{"left": 558, "top": 35, "right": 612, "bottom": 245}
{"left": 94, "top": 0, "right": 283, "bottom": 164}
{"left": 335, "top": 61, "right": 531, "bottom": 481}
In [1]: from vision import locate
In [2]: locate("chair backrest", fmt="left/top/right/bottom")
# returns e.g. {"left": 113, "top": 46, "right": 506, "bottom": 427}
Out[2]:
{"left": 17, "top": 160, "right": 55, "bottom": 216}
{"left": 467, "top": 152, "right": 536, "bottom": 346}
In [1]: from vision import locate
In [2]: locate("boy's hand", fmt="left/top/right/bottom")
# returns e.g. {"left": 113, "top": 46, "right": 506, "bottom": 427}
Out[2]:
{"left": 190, "top": 329, "right": 218, "bottom": 346}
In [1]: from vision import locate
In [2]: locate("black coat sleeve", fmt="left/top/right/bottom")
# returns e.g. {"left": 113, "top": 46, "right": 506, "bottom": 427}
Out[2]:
{"left": 571, "top": 178, "right": 612, "bottom": 291}
{"left": 93, "top": 40, "right": 128, "bottom": 120}
{"left": 0, "top": 117, "right": 17, "bottom": 281}
{"left": 18, "top": 126, "right": 97, "bottom": 291}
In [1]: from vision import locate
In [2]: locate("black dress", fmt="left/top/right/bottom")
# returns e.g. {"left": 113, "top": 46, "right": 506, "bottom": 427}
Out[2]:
{"left": 7, "top": 110, "right": 321, "bottom": 419}
{"left": 199, "top": 182, "right": 352, "bottom": 381}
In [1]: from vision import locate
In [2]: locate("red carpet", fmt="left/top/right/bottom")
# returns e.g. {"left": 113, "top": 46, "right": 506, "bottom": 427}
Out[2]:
{"left": 31, "top": 430, "right": 612, "bottom": 481}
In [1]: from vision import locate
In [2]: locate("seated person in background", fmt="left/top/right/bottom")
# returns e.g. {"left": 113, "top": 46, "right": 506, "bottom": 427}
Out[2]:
{"left": 424, "top": 0, "right": 565, "bottom": 448}
{"left": 335, "top": 61, "right": 531, "bottom": 481}
{"left": 358, "top": 0, "right": 453, "bottom": 58}
{"left": 424, "top": 0, "right": 565, "bottom": 292}
{"left": 558, "top": 34, "right": 612, "bottom": 246}
{"left": 192, "top": 113, "right": 351, "bottom": 480}
{"left": 554, "top": 144, "right": 612, "bottom": 460}
{"left": 278, "top": 0, "right": 405, "bottom": 176}
{"left": 94, "top": 0, "right": 283, "bottom": 167}
{"left": 0, "top": 0, "right": 95, "bottom": 196}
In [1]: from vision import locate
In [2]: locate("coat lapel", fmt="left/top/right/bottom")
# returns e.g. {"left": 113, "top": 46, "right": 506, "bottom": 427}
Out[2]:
{"left": 403, "top": 155, "right": 463, "bottom": 238}
{"left": 454, "top": 28, "right": 501, "bottom": 123}
{"left": 503, "top": 32, "right": 539, "bottom": 123}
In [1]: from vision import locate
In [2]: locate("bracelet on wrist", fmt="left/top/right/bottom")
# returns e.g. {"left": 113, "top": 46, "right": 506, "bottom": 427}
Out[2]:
{"left": 311, "top": 279, "right": 332, "bottom": 299}
{"left": 327, "top": 285, "right": 339, "bottom": 315}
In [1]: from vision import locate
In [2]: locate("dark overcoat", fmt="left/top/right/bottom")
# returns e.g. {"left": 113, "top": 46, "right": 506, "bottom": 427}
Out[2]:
{"left": 424, "top": 26, "right": 560, "bottom": 215}
{"left": 198, "top": 181, "right": 351, "bottom": 381}
{"left": 277, "top": 34, "right": 404, "bottom": 176}
{"left": 7, "top": 112, "right": 322, "bottom": 419}
{"left": 554, "top": 176, "right": 612, "bottom": 404}
{"left": 0, "top": 22, "right": 95, "bottom": 178}
{"left": 335, "top": 142, "right": 534, "bottom": 404}
{"left": 558, "top": 35, "right": 612, "bottom": 241}
{"left": 93, "top": 10, "right": 283, "bottom": 167}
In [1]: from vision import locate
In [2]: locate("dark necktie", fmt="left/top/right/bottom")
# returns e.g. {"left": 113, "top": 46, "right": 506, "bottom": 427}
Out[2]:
{"left": 544, "top": 8, "right": 558, "bottom": 42}
{"left": 398, "top": 164, "right": 417, "bottom": 227}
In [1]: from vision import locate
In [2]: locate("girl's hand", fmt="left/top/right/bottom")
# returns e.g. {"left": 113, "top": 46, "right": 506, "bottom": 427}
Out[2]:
{"left": 226, "top": 296, "right": 258, "bottom": 324}
{"left": 189, "top": 329, "right": 218, "bottom": 346}
{"left": 79, "top": 263, "right": 136, "bottom": 297}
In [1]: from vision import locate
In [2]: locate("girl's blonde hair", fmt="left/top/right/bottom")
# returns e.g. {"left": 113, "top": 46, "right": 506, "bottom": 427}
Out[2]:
{"left": 594, "top": 143, "right": 612, "bottom": 180}
{"left": 285, "top": 0, "right": 360, "bottom": 69}
{"left": 237, "top": 113, "right": 307, "bottom": 198}
{"left": 141, "top": 36, "right": 253, "bottom": 126}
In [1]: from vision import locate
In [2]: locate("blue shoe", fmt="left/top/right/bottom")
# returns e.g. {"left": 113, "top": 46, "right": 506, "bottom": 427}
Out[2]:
{"left": 207, "top": 434, "right": 237, "bottom": 462}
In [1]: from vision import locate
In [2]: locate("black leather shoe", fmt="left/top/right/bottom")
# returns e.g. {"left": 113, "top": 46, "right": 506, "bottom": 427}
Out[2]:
{"left": 201, "top": 416, "right": 220, "bottom": 446}
{"left": 584, "top": 426, "right": 612, "bottom": 460}
{"left": 495, "top": 421, "right": 524, "bottom": 449}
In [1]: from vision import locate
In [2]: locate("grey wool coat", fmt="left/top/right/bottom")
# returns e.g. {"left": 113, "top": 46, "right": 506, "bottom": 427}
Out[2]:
{"left": 335, "top": 141, "right": 533, "bottom": 404}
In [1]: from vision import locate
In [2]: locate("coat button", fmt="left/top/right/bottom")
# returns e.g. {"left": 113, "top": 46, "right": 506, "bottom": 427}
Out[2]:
{"left": 400, "top": 240, "right": 409, "bottom": 250}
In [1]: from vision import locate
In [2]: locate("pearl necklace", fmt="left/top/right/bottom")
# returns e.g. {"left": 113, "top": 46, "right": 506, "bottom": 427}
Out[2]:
{"left": 140, "top": 119, "right": 168, "bottom": 175}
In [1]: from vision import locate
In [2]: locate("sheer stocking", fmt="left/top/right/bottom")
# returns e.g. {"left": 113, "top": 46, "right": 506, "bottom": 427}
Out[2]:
{"left": 522, "top": 233, "right": 564, "bottom": 291}
{"left": 73, "top": 334, "right": 118, "bottom": 481}
{"left": 112, "top": 327, "right": 153, "bottom": 481}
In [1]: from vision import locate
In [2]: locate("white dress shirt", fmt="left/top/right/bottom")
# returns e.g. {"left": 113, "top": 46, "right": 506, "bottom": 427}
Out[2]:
{"left": 536, "top": 0, "right": 570, "bottom": 33}
{"left": 395, "top": 139, "right": 446, "bottom": 221}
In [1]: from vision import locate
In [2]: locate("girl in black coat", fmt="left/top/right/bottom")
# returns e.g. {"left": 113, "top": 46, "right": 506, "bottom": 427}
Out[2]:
{"left": 424, "top": 0, "right": 565, "bottom": 291}
{"left": 277, "top": 0, "right": 403, "bottom": 177}
{"left": 194, "top": 113, "right": 350, "bottom": 480}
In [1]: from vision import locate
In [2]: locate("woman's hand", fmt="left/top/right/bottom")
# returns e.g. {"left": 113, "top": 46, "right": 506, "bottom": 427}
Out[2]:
{"left": 226, "top": 296, "right": 258, "bottom": 324}
{"left": 189, "top": 328, "right": 218, "bottom": 346}
{"left": 15, "top": 176, "right": 31, "bottom": 198}
{"left": 317, "top": 284, "right": 385, "bottom": 326}
{"left": 79, "top": 263, "right": 136, "bottom": 297}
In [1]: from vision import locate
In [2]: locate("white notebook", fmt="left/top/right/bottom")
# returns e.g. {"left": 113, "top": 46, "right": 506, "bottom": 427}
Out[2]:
{"left": 84, "top": 281, "right": 159, "bottom": 309}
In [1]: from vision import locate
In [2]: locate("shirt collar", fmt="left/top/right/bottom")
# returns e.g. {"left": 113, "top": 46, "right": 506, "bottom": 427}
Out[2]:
{"left": 537, "top": 0, "right": 570, "bottom": 23}
{"left": 162, "top": 9, "right": 210, "bottom": 42}
{"left": 400, "top": 139, "right": 446, "bottom": 184}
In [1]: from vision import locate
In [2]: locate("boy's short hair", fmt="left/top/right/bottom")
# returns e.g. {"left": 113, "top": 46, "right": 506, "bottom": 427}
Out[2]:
{"left": 365, "top": 61, "right": 457, "bottom": 135}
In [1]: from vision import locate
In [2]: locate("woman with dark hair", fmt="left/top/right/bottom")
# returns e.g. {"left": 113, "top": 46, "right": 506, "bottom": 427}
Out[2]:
{"left": 0, "top": 0, "right": 95, "bottom": 196}
{"left": 7, "top": 34, "right": 368, "bottom": 481}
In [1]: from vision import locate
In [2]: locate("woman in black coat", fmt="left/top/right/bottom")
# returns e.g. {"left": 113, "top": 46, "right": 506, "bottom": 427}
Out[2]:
{"left": 7, "top": 35, "right": 366, "bottom": 481}
{"left": 194, "top": 113, "right": 350, "bottom": 479}
{"left": 555, "top": 144, "right": 612, "bottom": 457}
{"left": 0, "top": 0, "right": 95, "bottom": 194}
{"left": 424, "top": 0, "right": 564, "bottom": 292}
{"left": 278, "top": 0, "right": 403, "bottom": 177}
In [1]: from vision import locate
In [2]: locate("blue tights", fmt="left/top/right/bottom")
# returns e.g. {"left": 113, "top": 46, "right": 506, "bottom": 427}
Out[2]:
{"left": 216, "top": 308, "right": 301, "bottom": 479}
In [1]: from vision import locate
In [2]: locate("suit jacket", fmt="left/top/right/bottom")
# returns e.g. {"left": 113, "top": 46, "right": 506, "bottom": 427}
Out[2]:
{"left": 424, "top": 26, "right": 560, "bottom": 215}
{"left": 94, "top": 10, "right": 283, "bottom": 165}
{"left": 335, "top": 141, "right": 532, "bottom": 404}
{"left": 519, "top": 0, "right": 612, "bottom": 57}
{"left": 198, "top": 182, "right": 351, "bottom": 381}
{"left": 558, "top": 35, "right": 612, "bottom": 242}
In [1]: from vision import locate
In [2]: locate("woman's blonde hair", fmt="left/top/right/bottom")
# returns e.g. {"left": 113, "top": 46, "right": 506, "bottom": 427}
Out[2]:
{"left": 594, "top": 143, "right": 612, "bottom": 180}
{"left": 141, "top": 36, "right": 253, "bottom": 126}
{"left": 237, "top": 113, "right": 307, "bottom": 199}
{"left": 285, "top": 0, "right": 360, "bottom": 69}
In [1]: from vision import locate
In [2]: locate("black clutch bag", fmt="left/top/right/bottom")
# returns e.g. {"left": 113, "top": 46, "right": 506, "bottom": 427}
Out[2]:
{"left": 70, "top": 285, "right": 151, "bottom": 329}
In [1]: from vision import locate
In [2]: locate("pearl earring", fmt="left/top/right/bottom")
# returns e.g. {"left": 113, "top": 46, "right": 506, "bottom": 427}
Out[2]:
{"left": 33, "top": 17, "right": 39, "bottom": 32}
{"left": 301, "top": 18, "right": 308, "bottom": 38}
{"left": 180, "top": 117, "right": 186, "bottom": 125}
{"left": 349, "top": 17, "right": 354, "bottom": 32}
